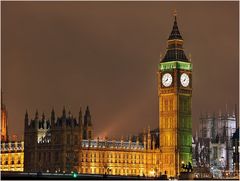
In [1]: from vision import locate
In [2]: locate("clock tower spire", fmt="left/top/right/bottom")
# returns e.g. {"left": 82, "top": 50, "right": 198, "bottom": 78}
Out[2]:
{"left": 158, "top": 13, "right": 192, "bottom": 177}
{"left": 162, "top": 13, "right": 188, "bottom": 62}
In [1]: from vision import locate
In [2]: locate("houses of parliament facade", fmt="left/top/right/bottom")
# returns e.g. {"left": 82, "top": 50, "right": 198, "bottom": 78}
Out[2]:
{"left": 24, "top": 107, "right": 161, "bottom": 176}
{"left": 1, "top": 92, "right": 24, "bottom": 172}
{"left": 3, "top": 15, "right": 193, "bottom": 178}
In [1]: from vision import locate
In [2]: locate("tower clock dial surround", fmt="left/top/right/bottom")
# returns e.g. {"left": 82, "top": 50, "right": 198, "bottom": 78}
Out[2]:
{"left": 162, "top": 73, "right": 173, "bottom": 87}
{"left": 180, "top": 73, "right": 190, "bottom": 87}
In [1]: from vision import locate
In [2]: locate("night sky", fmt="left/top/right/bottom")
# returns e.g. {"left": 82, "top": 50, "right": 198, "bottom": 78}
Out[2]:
{"left": 2, "top": 2, "right": 239, "bottom": 140}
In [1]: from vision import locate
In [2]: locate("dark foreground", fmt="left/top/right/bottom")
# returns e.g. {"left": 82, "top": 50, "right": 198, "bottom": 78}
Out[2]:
{"left": 1, "top": 172, "right": 155, "bottom": 180}
{"left": 1, "top": 172, "right": 239, "bottom": 180}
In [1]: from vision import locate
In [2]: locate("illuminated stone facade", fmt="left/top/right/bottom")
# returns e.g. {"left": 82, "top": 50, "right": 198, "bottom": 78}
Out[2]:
{"left": 1, "top": 91, "right": 8, "bottom": 142}
{"left": 80, "top": 138, "right": 160, "bottom": 176}
{"left": 157, "top": 15, "right": 192, "bottom": 177}
{"left": 0, "top": 141, "right": 24, "bottom": 171}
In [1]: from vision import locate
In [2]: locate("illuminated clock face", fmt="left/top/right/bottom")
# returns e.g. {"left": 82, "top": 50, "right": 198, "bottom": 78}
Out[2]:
{"left": 180, "top": 73, "right": 190, "bottom": 87}
{"left": 162, "top": 73, "right": 173, "bottom": 87}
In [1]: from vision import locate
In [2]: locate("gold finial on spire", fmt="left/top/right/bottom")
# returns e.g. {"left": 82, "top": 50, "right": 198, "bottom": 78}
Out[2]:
{"left": 173, "top": 9, "right": 178, "bottom": 22}
{"left": 173, "top": 9, "right": 177, "bottom": 17}
{"left": 189, "top": 53, "right": 192, "bottom": 62}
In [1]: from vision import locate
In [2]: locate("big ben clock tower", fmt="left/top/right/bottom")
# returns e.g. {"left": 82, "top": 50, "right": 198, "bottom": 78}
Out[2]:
{"left": 158, "top": 14, "right": 192, "bottom": 177}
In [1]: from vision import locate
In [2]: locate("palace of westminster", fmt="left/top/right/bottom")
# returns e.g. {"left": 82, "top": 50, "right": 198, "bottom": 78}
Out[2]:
{"left": 1, "top": 15, "right": 239, "bottom": 178}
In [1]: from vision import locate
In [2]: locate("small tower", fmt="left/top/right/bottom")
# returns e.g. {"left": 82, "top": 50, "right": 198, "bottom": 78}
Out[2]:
{"left": 62, "top": 106, "right": 66, "bottom": 119}
{"left": 68, "top": 110, "right": 71, "bottom": 118}
{"left": 25, "top": 110, "right": 29, "bottom": 128}
{"left": 1, "top": 90, "right": 8, "bottom": 142}
{"left": 136, "top": 136, "right": 139, "bottom": 146}
{"left": 78, "top": 107, "right": 82, "bottom": 138}
{"left": 34, "top": 110, "right": 39, "bottom": 130}
{"left": 143, "top": 129, "right": 147, "bottom": 150}
{"left": 83, "top": 106, "right": 93, "bottom": 140}
{"left": 79, "top": 107, "right": 83, "bottom": 126}
{"left": 42, "top": 112, "right": 45, "bottom": 129}
{"left": 24, "top": 109, "right": 39, "bottom": 172}
{"left": 129, "top": 135, "right": 132, "bottom": 148}
{"left": 51, "top": 108, "right": 55, "bottom": 128}
{"left": 152, "top": 136, "right": 156, "bottom": 150}
{"left": 120, "top": 136, "right": 124, "bottom": 147}
{"left": 35, "top": 110, "right": 39, "bottom": 120}
{"left": 147, "top": 126, "right": 151, "bottom": 150}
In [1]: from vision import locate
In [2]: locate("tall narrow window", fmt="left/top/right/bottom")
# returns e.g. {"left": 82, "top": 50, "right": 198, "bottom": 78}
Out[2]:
{"left": 67, "top": 134, "right": 70, "bottom": 145}
{"left": 88, "top": 131, "right": 92, "bottom": 139}
{"left": 165, "top": 118, "right": 168, "bottom": 128}
{"left": 169, "top": 118, "right": 172, "bottom": 128}
{"left": 48, "top": 152, "right": 51, "bottom": 162}
{"left": 43, "top": 152, "right": 46, "bottom": 161}
{"left": 74, "top": 135, "right": 78, "bottom": 145}
{"left": 55, "top": 152, "right": 58, "bottom": 162}
{"left": 160, "top": 98, "right": 163, "bottom": 111}
{"left": 165, "top": 100, "right": 168, "bottom": 111}
{"left": 170, "top": 99, "right": 173, "bottom": 111}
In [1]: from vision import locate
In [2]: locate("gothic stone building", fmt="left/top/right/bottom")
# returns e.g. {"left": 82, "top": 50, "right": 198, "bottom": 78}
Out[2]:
{"left": 194, "top": 110, "right": 239, "bottom": 176}
{"left": 24, "top": 15, "right": 192, "bottom": 178}
{"left": 24, "top": 107, "right": 91, "bottom": 173}
{"left": 0, "top": 141, "right": 24, "bottom": 172}
{"left": 24, "top": 107, "right": 160, "bottom": 176}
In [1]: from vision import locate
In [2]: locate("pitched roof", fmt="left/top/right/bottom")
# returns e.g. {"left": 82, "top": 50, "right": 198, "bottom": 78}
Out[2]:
{"left": 168, "top": 16, "right": 183, "bottom": 40}
{"left": 162, "top": 15, "right": 189, "bottom": 62}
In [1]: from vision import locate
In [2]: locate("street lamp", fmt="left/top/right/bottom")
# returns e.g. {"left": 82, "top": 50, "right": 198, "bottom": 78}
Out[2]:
{"left": 72, "top": 172, "right": 78, "bottom": 178}
{"left": 149, "top": 170, "right": 155, "bottom": 177}
{"left": 181, "top": 161, "right": 185, "bottom": 172}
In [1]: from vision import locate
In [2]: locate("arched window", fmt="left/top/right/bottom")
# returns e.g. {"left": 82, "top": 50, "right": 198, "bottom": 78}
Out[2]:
{"left": 169, "top": 118, "right": 172, "bottom": 128}
{"left": 165, "top": 100, "right": 168, "bottom": 111}
{"left": 165, "top": 155, "right": 168, "bottom": 164}
{"left": 170, "top": 99, "right": 173, "bottom": 111}
{"left": 165, "top": 117, "right": 169, "bottom": 128}
{"left": 39, "top": 153, "right": 41, "bottom": 161}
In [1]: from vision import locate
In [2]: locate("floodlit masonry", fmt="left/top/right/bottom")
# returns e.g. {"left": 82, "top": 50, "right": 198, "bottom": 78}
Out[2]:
{"left": 0, "top": 141, "right": 24, "bottom": 171}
